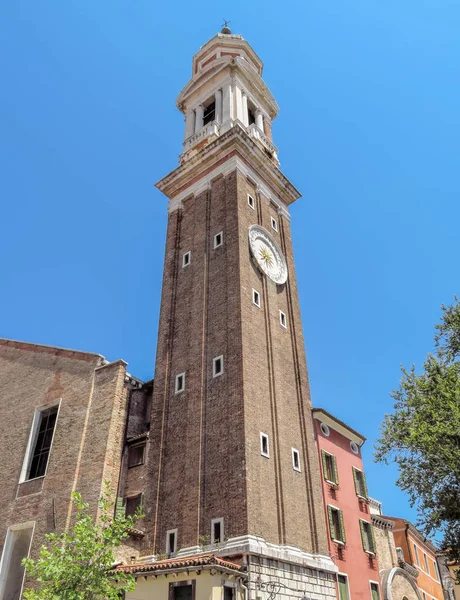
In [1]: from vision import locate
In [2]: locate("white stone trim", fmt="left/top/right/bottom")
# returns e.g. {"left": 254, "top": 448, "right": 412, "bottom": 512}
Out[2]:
{"left": 212, "top": 355, "right": 224, "bottom": 378}
{"left": 211, "top": 517, "right": 224, "bottom": 544}
{"left": 166, "top": 528, "right": 178, "bottom": 556}
{"left": 175, "top": 373, "right": 185, "bottom": 394}
{"left": 167, "top": 156, "right": 290, "bottom": 220}
{"left": 337, "top": 572, "right": 351, "bottom": 600}
{"left": 260, "top": 432, "right": 269, "bottom": 458}
{"left": 291, "top": 447, "right": 301, "bottom": 472}
{"left": 369, "top": 579, "right": 381, "bottom": 599}
{"left": 0, "top": 521, "right": 35, "bottom": 600}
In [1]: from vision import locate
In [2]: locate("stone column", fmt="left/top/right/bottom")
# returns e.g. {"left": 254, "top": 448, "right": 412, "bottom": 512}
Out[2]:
{"left": 255, "top": 109, "right": 264, "bottom": 132}
{"left": 234, "top": 86, "right": 244, "bottom": 123}
{"left": 215, "top": 89, "right": 222, "bottom": 124}
{"left": 195, "top": 104, "right": 204, "bottom": 132}
{"left": 242, "top": 93, "right": 249, "bottom": 127}
{"left": 222, "top": 84, "right": 233, "bottom": 124}
{"left": 185, "top": 110, "right": 195, "bottom": 138}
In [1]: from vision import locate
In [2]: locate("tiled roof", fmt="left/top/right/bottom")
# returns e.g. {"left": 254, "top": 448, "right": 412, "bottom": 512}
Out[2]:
{"left": 116, "top": 553, "right": 244, "bottom": 575}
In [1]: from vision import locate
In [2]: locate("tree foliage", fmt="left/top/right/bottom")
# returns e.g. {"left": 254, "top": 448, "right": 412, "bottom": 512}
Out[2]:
{"left": 374, "top": 299, "right": 460, "bottom": 569}
{"left": 22, "top": 483, "right": 141, "bottom": 599}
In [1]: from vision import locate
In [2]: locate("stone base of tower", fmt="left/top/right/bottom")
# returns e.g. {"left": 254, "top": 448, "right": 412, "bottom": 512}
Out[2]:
{"left": 176, "top": 535, "right": 338, "bottom": 600}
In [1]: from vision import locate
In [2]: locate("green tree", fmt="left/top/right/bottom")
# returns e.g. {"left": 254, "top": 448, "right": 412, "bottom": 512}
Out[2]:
{"left": 22, "top": 483, "right": 141, "bottom": 599}
{"left": 374, "top": 299, "right": 460, "bottom": 573}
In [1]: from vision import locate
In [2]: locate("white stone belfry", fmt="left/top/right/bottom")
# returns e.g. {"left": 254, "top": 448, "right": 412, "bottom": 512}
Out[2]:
{"left": 177, "top": 31, "right": 279, "bottom": 163}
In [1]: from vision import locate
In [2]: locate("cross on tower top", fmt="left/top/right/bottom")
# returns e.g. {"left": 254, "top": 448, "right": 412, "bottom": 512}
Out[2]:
{"left": 221, "top": 19, "right": 232, "bottom": 34}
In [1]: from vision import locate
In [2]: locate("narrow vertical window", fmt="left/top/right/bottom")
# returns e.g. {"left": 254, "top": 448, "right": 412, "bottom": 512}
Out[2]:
{"left": 413, "top": 543, "right": 420, "bottom": 566}
{"left": 21, "top": 404, "right": 59, "bottom": 482}
{"left": 125, "top": 494, "right": 142, "bottom": 517}
{"left": 224, "top": 585, "right": 235, "bottom": 600}
{"left": 352, "top": 467, "right": 369, "bottom": 499}
{"left": 260, "top": 433, "right": 269, "bottom": 458}
{"left": 211, "top": 518, "right": 224, "bottom": 544}
{"left": 182, "top": 252, "right": 191, "bottom": 267}
{"left": 327, "top": 506, "right": 346, "bottom": 544}
{"left": 360, "top": 520, "right": 376, "bottom": 554}
{"left": 175, "top": 373, "right": 185, "bottom": 394}
{"left": 370, "top": 582, "right": 380, "bottom": 600}
{"left": 321, "top": 450, "right": 339, "bottom": 485}
{"left": 166, "top": 529, "right": 177, "bottom": 557}
{"left": 271, "top": 217, "right": 278, "bottom": 231}
{"left": 248, "top": 194, "right": 255, "bottom": 209}
{"left": 423, "top": 553, "right": 429, "bottom": 573}
{"left": 212, "top": 356, "right": 223, "bottom": 377}
{"left": 213, "top": 232, "right": 223, "bottom": 248}
{"left": 0, "top": 524, "right": 34, "bottom": 600}
{"left": 292, "top": 448, "right": 301, "bottom": 472}
{"left": 337, "top": 574, "right": 349, "bottom": 600}
{"left": 252, "top": 289, "right": 261, "bottom": 307}
{"left": 279, "top": 310, "right": 287, "bottom": 328}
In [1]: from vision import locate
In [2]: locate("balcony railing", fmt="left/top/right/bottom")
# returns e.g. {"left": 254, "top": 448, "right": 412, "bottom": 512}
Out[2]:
{"left": 183, "top": 121, "right": 220, "bottom": 152}
{"left": 247, "top": 124, "right": 279, "bottom": 161}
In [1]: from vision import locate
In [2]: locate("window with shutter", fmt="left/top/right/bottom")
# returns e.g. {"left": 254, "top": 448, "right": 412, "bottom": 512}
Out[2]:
{"left": 370, "top": 582, "right": 380, "bottom": 600}
{"left": 322, "top": 450, "right": 339, "bottom": 485}
{"left": 337, "top": 575, "right": 349, "bottom": 600}
{"left": 353, "top": 467, "right": 369, "bottom": 499}
{"left": 328, "top": 506, "right": 346, "bottom": 544}
{"left": 360, "top": 520, "right": 376, "bottom": 553}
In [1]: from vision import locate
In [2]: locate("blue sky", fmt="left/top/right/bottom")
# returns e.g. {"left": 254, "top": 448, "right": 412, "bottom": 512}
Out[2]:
{"left": 1, "top": 1, "right": 459, "bottom": 530}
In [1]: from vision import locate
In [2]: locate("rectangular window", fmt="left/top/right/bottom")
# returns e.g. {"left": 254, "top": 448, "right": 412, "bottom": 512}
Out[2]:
{"left": 321, "top": 450, "right": 339, "bottom": 485}
{"left": 203, "top": 100, "right": 215, "bottom": 125}
{"left": 212, "top": 356, "right": 224, "bottom": 377}
{"left": 166, "top": 529, "right": 177, "bottom": 557}
{"left": 175, "top": 373, "right": 185, "bottom": 394}
{"left": 253, "top": 289, "right": 261, "bottom": 307}
{"left": 360, "top": 520, "right": 376, "bottom": 554}
{"left": 128, "top": 443, "right": 145, "bottom": 468}
{"left": 423, "top": 553, "right": 429, "bottom": 573}
{"left": 211, "top": 518, "right": 224, "bottom": 544}
{"left": 422, "top": 593, "right": 426, "bottom": 600}
{"left": 224, "top": 586, "right": 235, "bottom": 600}
{"left": 182, "top": 252, "right": 191, "bottom": 267}
{"left": 214, "top": 232, "right": 223, "bottom": 248}
{"left": 125, "top": 494, "right": 142, "bottom": 517}
{"left": 413, "top": 543, "right": 420, "bottom": 566}
{"left": 327, "top": 506, "right": 346, "bottom": 544}
{"left": 0, "top": 523, "right": 34, "bottom": 600}
{"left": 370, "top": 582, "right": 380, "bottom": 600}
{"left": 434, "top": 560, "right": 441, "bottom": 581}
{"left": 337, "top": 574, "right": 349, "bottom": 600}
{"left": 279, "top": 310, "right": 287, "bottom": 328}
{"left": 271, "top": 217, "right": 278, "bottom": 231}
{"left": 248, "top": 194, "right": 255, "bottom": 209}
{"left": 353, "top": 467, "right": 369, "bottom": 499}
{"left": 169, "top": 581, "right": 195, "bottom": 600}
{"left": 292, "top": 448, "right": 301, "bottom": 472}
{"left": 21, "top": 405, "right": 59, "bottom": 482}
{"left": 260, "top": 432, "right": 269, "bottom": 458}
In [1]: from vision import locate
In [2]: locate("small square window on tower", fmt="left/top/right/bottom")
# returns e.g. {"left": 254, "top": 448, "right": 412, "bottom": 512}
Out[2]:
{"left": 271, "top": 217, "right": 278, "bottom": 231}
{"left": 248, "top": 194, "right": 255, "bottom": 209}
{"left": 214, "top": 231, "right": 223, "bottom": 248}
{"left": 292, "top": 448, "right": 301, "bottom": 472}
{"left": 182, "top": 252, "right": 191, "bottom": 267}
{"left": 175, "top": 372, "right": 185, "bottom": 394}
{"left": 260, "top": 432, "right": 270, "bottom": 458}
{"left": 253, "top": 289, "right": 261, "bottom": 308}
{"left": 213, "top": 356, "right": 224, "bottom": 378}
{"left": 166, "top": 529, "right": 178, "bottom": 557}
{"left": 279, "top": 310, "right": 287, "bottom": 328}
{"left": 211, "top": 517, "right": 224, "bottom": 544}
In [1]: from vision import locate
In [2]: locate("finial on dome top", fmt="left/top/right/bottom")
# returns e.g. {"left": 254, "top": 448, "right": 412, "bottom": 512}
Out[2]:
{"left": 221, "top": 19, "right": 232, "bottom": 34}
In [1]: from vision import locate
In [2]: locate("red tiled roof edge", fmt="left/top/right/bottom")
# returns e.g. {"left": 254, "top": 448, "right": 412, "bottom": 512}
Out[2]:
{"left": 115, "top": 553, "right": 244, "bottom": 575}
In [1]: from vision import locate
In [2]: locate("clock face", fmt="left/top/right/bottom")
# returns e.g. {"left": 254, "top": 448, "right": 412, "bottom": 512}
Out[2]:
{"left": 248, "top": 225, "right": 288, "bottom": 284}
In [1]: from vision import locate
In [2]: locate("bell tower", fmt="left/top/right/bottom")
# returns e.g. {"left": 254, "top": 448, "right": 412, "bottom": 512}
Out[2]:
{"left": 146, "top": 27, "right": 337, "bottom": 598}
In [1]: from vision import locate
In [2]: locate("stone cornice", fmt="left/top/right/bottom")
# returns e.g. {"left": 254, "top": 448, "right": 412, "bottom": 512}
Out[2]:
{"left": 371, "top": 514, "right": 395, "bottom": 530}
{"left": 155, "top": 124, "right": 300, "bottom": 208}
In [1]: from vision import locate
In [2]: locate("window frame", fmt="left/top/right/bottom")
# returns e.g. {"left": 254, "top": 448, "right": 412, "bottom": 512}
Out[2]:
{"left": 182, "top": 252, "right": 191, "bottom": 268}
{"left": 127, "top": 442, "right": 146, "bottom": 468}
{"left": 279, "top": 310, "right": 287, "bottom": 328}
{"left": 125, "top": 493, "right": 143, "bottom": 518}
{"left": 352, "top": 466, "right": 369, "bottom": 500}
{"left": 0, "top": 521, "right": 35, "bottom": 600}
{"left": 360, "top": 519, "right": 376, "bottom": 555}
{"left": 175, "top": 372, "right": 186, "bottom": 394}
{"left": 292, "top": 448, "right": 301, "bottom": 472}
{"left": 166, "top": 528, "right": 178, "bottom": 557}
{"left": 320, "top": 422, "right": 330, "bottom": 437}
{"left": 19, "top": 400, "right": 61, "bottom": 483}
{"left": 247, "top": 194, "right": 255, "bottom": 210}
{"left": 271, "top": 217, "right": 278, "bottom": 232}
{"left": 327, "top": 504, "right": 346, "bottom": 545}
{"left": 211, "top": 517, "right": 224, "bottom": 545}
{"left": 252, "top": 289, "right": 261, "bottom": 308}
{"left": 413, "top": 542, "right": 420, "bottom": 566}
{"left": 260, "top": 432, "right": 270, "bottom": 458}
{"left": 337, "top": 573, "right": 350, "bottom": 600}
{"left": 169, "top": 580, "right": 195, "bottom": 600}
{"left": 212, "top": 355, "right": 224, "bottom": 378}
{"left": 223, "top": 582, "right": 236, "bottom": 600}
{"left": 369, "top": 580, "right": 381, "bottom": 600}
{"left": 214, "top": 232, "right": 223, "bottom": 249}
{"left": 321, "top": 450, "right": 339, "bottom": 485}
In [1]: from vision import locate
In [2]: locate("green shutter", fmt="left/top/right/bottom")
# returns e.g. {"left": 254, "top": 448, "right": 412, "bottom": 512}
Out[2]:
{"left": 352, "top": 467, "right": 359, "bottom": 496}
{"left": 321, "top": 450, "right": 328, "bottom": 480}
{"left": 369, "top": 523, "right": 376, "bottom": 553}
{"left": 115, "top": 496, "right": 125, "bottom": 520}
{"left": 371, "top": 583, "right": 380, "bottom": 600}
{"left": 359, "top": 519, "right": 367, "bottom": 551}
{"left": 338, "top": 509, "right": 346, "bottom": 544}
{"left": 327, "top": 506, "right": 335, "bottom": 540}
{"left": 332, "top": 455, "right": 339, "bottom": 485}
{"left": 362, "top": 471, "right": 369, "bottom": 499}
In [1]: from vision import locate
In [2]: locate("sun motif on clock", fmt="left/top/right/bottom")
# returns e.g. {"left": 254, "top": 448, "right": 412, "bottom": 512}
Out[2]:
{"left": 248, "top": 225, "right": 288, "bottom": 284}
